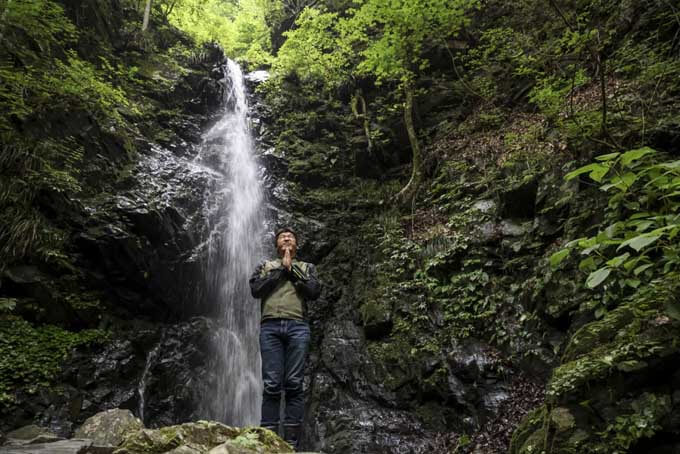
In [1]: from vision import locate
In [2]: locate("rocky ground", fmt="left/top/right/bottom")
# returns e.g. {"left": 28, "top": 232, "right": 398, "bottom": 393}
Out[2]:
{"left": 0, "top": 409, "right": 294, "bottom": 453}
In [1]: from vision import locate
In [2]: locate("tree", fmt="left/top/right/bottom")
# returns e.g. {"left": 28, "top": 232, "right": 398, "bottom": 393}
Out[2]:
{"left": 273, "top": 8, "right": 351, "bottom": 87}
{"left": 142, "top": 0, "right": 152, "bottom": 31}
{"left": 347, "top": 0, "right": 478, "bottom": 201}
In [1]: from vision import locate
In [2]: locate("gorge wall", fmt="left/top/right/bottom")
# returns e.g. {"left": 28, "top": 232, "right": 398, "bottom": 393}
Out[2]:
{"left": 2, "top": 1, "right": 680, "bottom": 454}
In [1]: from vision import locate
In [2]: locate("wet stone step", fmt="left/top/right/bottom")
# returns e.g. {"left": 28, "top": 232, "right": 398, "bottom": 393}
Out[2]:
{"left": 0, "top": 439, "right": 98, "bottom": 453}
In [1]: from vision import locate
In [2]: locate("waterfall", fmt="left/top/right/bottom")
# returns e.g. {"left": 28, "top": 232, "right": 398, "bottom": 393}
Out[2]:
{"left": 137, "top": 331, "right": 164, "bottom": 424}
{"left": 196, "top": 59, "right": 265, "bottom": 426}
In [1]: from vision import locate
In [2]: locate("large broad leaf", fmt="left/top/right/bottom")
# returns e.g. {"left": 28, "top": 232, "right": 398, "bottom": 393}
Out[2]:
{"left": 606, "top": 252, "right": 630, "bottom": 268}
{"left": 586, "top": 267, "right": 611, "bottom": 288}
{"left": 579, "top": 256, "right": 596, "bottom": 272}
{"left": 633, "top": 263, "right": 654, "bottom": 275}
{"left": 550, "top": 249, "right": 570, "bottom": 268}
{"left": 565, "top": 163, "right": 610, "bottom": 182}
{"left": 589, "top": 163, "right": 611, "bottom": 183}
{"left": 617, "top": 234, "right": 660, "bottom": 252}
{"left": 659, "top": 160, "right": 680, "bottom": 170}
{"left": 595, "top": 152, "right": 620, "bottom": 161}
{"left": 620, "top": 147, "right": 656, "bottom": 166}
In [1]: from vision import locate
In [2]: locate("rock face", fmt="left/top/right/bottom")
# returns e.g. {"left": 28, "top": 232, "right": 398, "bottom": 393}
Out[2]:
{"left": 74, "top": 409, "right": 143, "bottom": 448}
{"left": 0, "top": 0, "right": 240, "bottom": 437}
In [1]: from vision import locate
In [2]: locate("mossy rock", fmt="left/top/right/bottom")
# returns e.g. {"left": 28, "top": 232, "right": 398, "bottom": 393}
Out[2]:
{"left": 510, "top": 277, "right": 680, "bottom": 453}
{"left": 114, "top": 421, "right": 292, "bottom": 454}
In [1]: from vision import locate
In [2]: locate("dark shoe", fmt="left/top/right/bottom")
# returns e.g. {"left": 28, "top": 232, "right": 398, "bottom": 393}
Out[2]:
{"left": 261, "top": 423, "right": 279, "bottom": 436}
{"left": 283, "top": 423, "right": 302, "bottom": 451}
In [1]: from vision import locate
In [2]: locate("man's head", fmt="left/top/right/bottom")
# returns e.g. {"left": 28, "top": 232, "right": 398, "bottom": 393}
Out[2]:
{"left": 275, "top": 227, "right": 298, "bottom": 258}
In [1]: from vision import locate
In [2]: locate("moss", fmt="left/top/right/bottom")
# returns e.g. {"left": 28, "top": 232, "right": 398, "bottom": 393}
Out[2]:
{"left": 547, "top": 284, "right": 678, "bottom": 402}
{"left": 511, "top": 276, "right": 680, "bottom": 453}
{"left": 509, "top": 406, "right": 546, "bottom": 454}
{"left": 115, "top": 422, "right": 292, "bottom": 454}
{"left": 359, "top": 299, "right": 391, "bottom": 330}
{"left": 550, "top": 407, "right": 576, "bottom": 432}
{"left": 0, "top": 316, "right": 107, "bottom": 409}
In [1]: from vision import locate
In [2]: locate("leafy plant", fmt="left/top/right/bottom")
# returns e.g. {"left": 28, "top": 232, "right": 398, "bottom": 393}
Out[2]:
{"left": 0, "top": 317, "right": 107, "bottom": 406}
{"left": 551, "top": 147, "right": 680, "bottom": 316}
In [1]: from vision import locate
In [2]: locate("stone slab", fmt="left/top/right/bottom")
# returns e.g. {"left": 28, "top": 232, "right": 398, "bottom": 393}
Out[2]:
{"left": 0, "top": 439, "right": 92, "bottom": 454}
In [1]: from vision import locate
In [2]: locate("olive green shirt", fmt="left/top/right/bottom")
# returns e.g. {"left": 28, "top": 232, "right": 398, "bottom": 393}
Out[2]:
{"left": 259, "top": 259, "right": 307, "bottom": 320}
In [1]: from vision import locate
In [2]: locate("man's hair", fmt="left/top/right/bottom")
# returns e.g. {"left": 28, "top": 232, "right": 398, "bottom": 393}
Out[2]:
{"left": 275, "top": 227, "right": 298, "bottom": 244}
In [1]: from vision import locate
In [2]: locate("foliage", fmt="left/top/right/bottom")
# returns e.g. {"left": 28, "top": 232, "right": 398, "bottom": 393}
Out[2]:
{"left": 348, "top": 0, "right": 477, "bottom": 87}
{"left": 0, "top": 316, "right": 107, "bottom": 407}
{"left": 167, "top": 0, "right": 274, "bottom": 67}
{"left": 273, "top": 8, "right": 350, "bottom": 88}
{"left": 0, "top": 0, "right": 138, "bottom": 267}
{"left": 598, "top": 392, "right": 671, "bottom": 451}
{"left": 551, "top": 148, "right": 680, "bottom": 317}
{"left": 0, "top": 138, "right": 81, "bottom": 268}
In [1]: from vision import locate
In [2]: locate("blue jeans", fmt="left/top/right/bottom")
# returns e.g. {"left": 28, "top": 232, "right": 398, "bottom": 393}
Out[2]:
{"left": 260, "top": 318, "right": 310, "bottom": 428}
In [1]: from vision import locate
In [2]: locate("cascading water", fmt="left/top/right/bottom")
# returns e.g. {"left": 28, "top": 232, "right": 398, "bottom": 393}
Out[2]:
{"left": 137, "top": 330, "right": 164, "bottom": 424}
{"left": 196, "top": 59, "right": 266, "bottom": 426}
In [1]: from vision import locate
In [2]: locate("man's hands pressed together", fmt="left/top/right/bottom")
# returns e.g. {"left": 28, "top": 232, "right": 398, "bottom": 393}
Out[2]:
{"left": 282, "top": 247, "right": 293, "bottom": 271}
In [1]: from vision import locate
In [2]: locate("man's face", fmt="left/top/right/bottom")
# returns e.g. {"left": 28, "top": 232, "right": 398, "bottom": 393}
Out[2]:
{"left": 276, "top": 232, "right": 297, "bottom": 257}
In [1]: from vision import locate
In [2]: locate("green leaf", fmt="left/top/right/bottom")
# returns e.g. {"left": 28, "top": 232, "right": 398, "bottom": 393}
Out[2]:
{"left": 604, "top": 222, "right": 621, "bottom": 238}
{"left": 620, "top": 147, "right": 656, "bottom": 166}
{"left": 550, "top": 249, "right": 570, "bottom": 268}
{"left": 565, "top": 163, "right": 609, "bottom": 182}
{"left": 659, "top": 160, "right": 680, "bottom": 170}
{"left": 633, "top": 263, "right": 654, "bottom": 275}
{"left": 589, "top": 164, "right": 611, "bottom": 182}
{"left": 586, "top": 267, "right": 611, "bottom": 288}
{"left": 579, "top": 256, "right": 596, "bottom": 272}
{"left": 606, "top": 252, "right": 630, "bottom": 268}
{"left": 595, "top": 152, "right": 620, "bottom": 161}
{"left": 630, "top": 212, "right": 652, "bottom": 220}
{"left": 623, "top": 279, "right": 641, "bottom": 288}
{"left": 617, "top": 234, "right": 660, "bottom": 252}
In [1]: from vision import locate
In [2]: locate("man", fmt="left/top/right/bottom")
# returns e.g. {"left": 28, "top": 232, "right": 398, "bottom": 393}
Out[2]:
{"left": 249, "top": 227, "right": 321, "bottom": 450}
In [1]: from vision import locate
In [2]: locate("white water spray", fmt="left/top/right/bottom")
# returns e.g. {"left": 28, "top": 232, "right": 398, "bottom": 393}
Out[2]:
{"left": 197, "top": 59, "right": 266, "bottom": 426}
{"left": 137, "top": 331, "right": 164, "bottom": 424}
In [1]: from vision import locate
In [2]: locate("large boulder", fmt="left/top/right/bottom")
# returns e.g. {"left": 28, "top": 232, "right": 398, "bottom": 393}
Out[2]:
{"left": 113, "top": 421, "right": 292, "bottom": 454}
{"left": 74, "top": 409, "right": 143, "bottom": 448}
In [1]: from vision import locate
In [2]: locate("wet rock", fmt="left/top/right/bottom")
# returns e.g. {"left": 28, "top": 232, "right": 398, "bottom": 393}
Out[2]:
{"left": 499, "top": 219, "right": 529, "bottom": 237}
{"left": 5, "top": 425, "right": 56, "bottom": 442}
{"left": 74, "top": 409, "right": 143, "bottom": 448}
{"left": 472, "top": 199, "right": 497, "bottom": 215}
{"left": 0, "top": 439, "right": 92, "bottom": 453}
{"left": 472, "top": 222, "right": 500, "bottom": 244}
{"left": 3, "top": 425, "right": 63, "bottom": 447}
{"left": 9, "top": 319, "right": 217, "bottom": 437}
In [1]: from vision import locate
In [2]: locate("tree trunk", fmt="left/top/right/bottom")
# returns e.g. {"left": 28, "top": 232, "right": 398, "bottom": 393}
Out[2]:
{"left": 142, "top": 0, "right": 152, "bottom": 31}
{"left": 396, "top": 85, "right": 422, "bottom": 203}
{"left": 351, "top": 89, "right": 373, "bottom": 152}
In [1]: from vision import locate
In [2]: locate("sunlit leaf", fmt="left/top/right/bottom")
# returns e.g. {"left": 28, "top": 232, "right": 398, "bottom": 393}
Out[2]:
{"left": 606, "top": 253, "right": 629, "bottom": 268}
{"left": 633, "top": 263, "right": 653, "bottom": 275}
{"left": 620, "top": 147, "right": 656, "bottom": 166}
{"left": 617, "top": 234, "right": 660, "bottom": 252}
{"left": 586, "top": 267, "right": 611, "bottom": 288}
{"left": 550, "top": 249, "right": 570, "bottom": 268}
